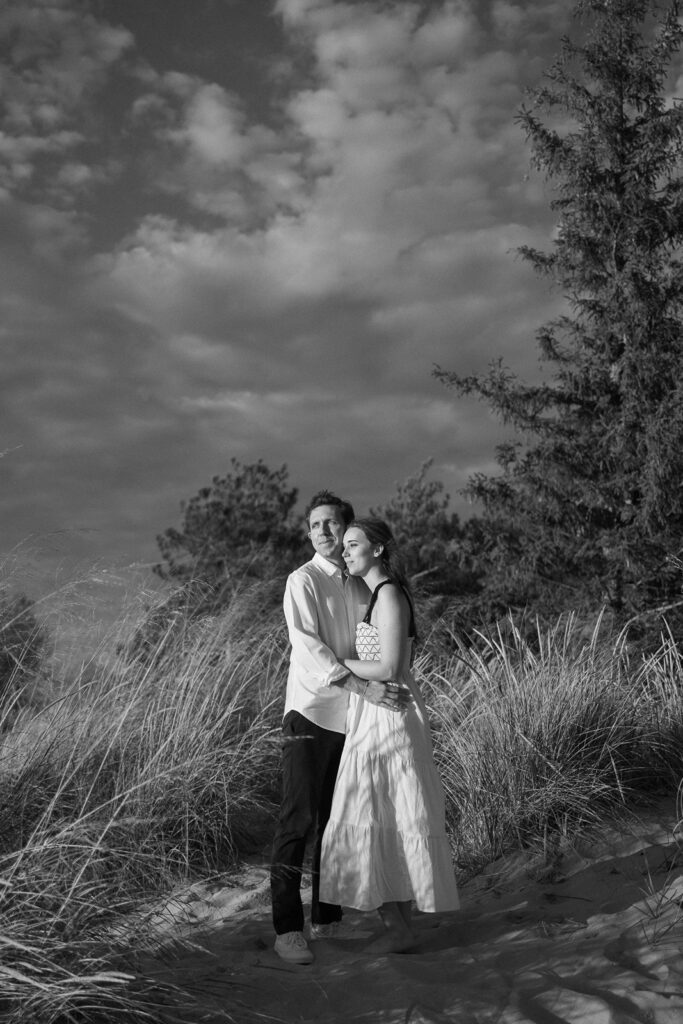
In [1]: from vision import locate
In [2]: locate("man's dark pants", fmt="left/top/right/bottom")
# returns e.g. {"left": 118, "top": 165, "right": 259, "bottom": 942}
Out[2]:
{"left": 270, "top": 710, "right": 345, "bottom": 935}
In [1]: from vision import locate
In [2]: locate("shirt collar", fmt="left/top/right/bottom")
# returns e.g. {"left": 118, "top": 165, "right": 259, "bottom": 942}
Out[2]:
{"left": 312, "top": 551, "right": 345, "bottom": 576}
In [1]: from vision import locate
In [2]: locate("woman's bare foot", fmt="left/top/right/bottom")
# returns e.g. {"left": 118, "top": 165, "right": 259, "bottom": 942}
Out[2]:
{"left": 366, "top": 902, "right": 415, "bottom": 953}
{"left": 365, "top": 925, "right": 415, "bottom": 954}
{"left": 397, "top": 900, "right": 413, "bottom": 929}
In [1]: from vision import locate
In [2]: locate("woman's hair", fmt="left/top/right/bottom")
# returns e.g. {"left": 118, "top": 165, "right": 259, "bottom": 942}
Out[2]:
{"left": 350, "top": 518, "right": 417, "bottom": 641}
{"left": 349, "top": 517, "right": 412, "bottom": 597}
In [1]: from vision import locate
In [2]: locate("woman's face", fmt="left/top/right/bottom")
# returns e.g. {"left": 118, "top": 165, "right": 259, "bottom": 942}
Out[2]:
{"left": 342, "top": 526, "right": 379, "bottom": 576}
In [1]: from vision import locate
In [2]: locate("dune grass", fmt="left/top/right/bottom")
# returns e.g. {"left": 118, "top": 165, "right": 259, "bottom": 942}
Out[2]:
{"left": 1, "top": 572, "right": 683, "bottom": 1021}
{"left": 422, "top": 613, "right": 683, "bottom": 874}
{"left": 0, "top": 575, "right": 287, "bottom": 1022}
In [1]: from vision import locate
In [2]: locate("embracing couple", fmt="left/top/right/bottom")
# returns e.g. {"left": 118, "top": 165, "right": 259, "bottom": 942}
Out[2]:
{"left": 270, "top": 490, "right": 459, "bottom": 964}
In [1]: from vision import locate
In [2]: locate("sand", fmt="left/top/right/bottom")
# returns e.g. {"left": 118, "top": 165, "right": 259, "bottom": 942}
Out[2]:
{"left": 125, "top": 798, "right": 683, "bottom": 1024}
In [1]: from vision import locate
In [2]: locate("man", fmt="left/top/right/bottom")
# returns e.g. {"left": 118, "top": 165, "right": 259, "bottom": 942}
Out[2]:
{"left": 270, "top": 489, "right": 407, "bottom": 964}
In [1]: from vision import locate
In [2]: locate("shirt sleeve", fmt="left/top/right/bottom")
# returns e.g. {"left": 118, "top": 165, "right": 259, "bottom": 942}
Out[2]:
{"left": 283, "top": 572, "right": 350, "bottom": 687}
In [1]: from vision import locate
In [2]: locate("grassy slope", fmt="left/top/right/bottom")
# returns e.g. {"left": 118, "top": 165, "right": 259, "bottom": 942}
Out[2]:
{"left": 1, "top": 577, "right": 683, "bottom": 1021}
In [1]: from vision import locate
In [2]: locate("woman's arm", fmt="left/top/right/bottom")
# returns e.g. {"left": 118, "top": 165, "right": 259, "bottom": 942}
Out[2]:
{"left": 343, "top": 583, "right": 408, "bottom": 681}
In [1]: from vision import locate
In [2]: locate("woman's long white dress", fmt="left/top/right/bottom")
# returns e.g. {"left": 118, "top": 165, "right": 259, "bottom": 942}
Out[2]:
{"left": 320, "top": 586, "right": 459, "bottom": 913}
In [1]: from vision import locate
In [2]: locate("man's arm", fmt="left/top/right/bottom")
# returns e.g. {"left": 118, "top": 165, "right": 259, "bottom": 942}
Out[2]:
{"left": 283, "top": 572, "right": 350, "bottom": 686}
{"left": 284, "top": 571, "right": 409, "bottom": 710}
{"left": 330, "top": 671, "right": 412, "bottom": 711}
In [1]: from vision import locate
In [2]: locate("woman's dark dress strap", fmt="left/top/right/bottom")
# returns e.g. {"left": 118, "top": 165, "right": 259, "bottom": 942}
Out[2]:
{"left": 362, "top": 579, "right": 416, "bottom": 638}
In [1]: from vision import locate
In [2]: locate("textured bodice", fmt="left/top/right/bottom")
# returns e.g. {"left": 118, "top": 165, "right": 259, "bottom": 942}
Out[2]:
{"left": 356, "top": 580, "right": 416, "bottom": 667}
{"left": 355, "top": 621, "right": 381, "bottom": 661}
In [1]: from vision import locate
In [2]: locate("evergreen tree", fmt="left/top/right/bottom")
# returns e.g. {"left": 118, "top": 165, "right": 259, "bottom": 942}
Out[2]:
{"left": 436, "top": 0, "right": 683, "bottom": 631}
{"left": 371, "top": 460, "right": 480, "bottom": 610}
{"left": 155, "top": 458, "right": 306, "bottom": 585}
{"left": 130, "top": 460, "right": 305, "bottom": 664}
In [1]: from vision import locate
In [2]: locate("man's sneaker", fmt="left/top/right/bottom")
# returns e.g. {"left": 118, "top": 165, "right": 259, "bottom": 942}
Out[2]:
{"left": 274, "top": 931, "right": 314, "bottom": 964}
{"left": 309, "top": 921, "right": 341, "bottom": 940}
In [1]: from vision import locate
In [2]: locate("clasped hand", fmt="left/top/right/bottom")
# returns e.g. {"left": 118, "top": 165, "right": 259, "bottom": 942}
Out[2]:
{"left": 366, "top": 679, "right": 412, "bottom": 712}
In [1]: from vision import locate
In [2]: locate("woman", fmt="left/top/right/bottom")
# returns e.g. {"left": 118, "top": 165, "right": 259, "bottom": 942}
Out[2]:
{"left": 320, "top": 518, "right": 459, "bottom": 953}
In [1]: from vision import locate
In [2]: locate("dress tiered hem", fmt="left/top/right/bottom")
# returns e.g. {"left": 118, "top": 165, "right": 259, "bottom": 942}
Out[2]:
{"left": 321, "top": 820, "right": 459, "bottom": 912}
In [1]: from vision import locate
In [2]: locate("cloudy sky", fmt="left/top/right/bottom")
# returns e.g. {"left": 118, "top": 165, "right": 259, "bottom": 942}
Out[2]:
{"left": 1, "top": 0, "right": 577, "bottom": 585}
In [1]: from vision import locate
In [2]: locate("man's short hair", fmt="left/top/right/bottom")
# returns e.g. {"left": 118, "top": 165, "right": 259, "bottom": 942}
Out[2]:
{"left": 304, "top": 490, "right": 355, "bottom": 526}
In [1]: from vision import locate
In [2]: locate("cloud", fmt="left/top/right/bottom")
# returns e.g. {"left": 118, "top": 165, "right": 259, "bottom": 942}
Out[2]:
{"left": 0, "top": 0, "right": 133, "bottom": 205}
{"left": 0, "top": 0, "right": 577, "bottom": 581}
{"left": 180, "top": 85, "right": 249, "bottom": 167}
{"left": 98, "top": 0, "right": 561, "bottom": 387}
{"left": 77, "top": 0, "right": 565, "bottom": 531}
{"left": 126, "top": 68, "right": 307, "bottom": 224}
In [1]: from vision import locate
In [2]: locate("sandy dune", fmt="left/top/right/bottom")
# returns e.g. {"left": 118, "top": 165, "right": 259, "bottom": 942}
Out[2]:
{"left": 129, "top": 798, "right": 683, "bottom": 1023}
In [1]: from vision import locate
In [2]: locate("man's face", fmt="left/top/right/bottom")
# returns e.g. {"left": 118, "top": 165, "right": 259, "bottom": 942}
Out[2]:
{"left": 308, "top": 504, "right": 347, "bottom": 563}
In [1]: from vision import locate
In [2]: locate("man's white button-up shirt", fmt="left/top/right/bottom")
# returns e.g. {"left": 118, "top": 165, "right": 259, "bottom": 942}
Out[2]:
{"left": 283, "top": 552, "right": 368, "bottom": 734}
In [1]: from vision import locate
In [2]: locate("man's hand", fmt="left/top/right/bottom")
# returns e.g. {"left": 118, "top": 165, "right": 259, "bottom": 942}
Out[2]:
{"left": 337, "top": 672, "right": 413, "bottom": 712}
{"left": 363, "top": 679, "right": 412, "bottom": 712}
